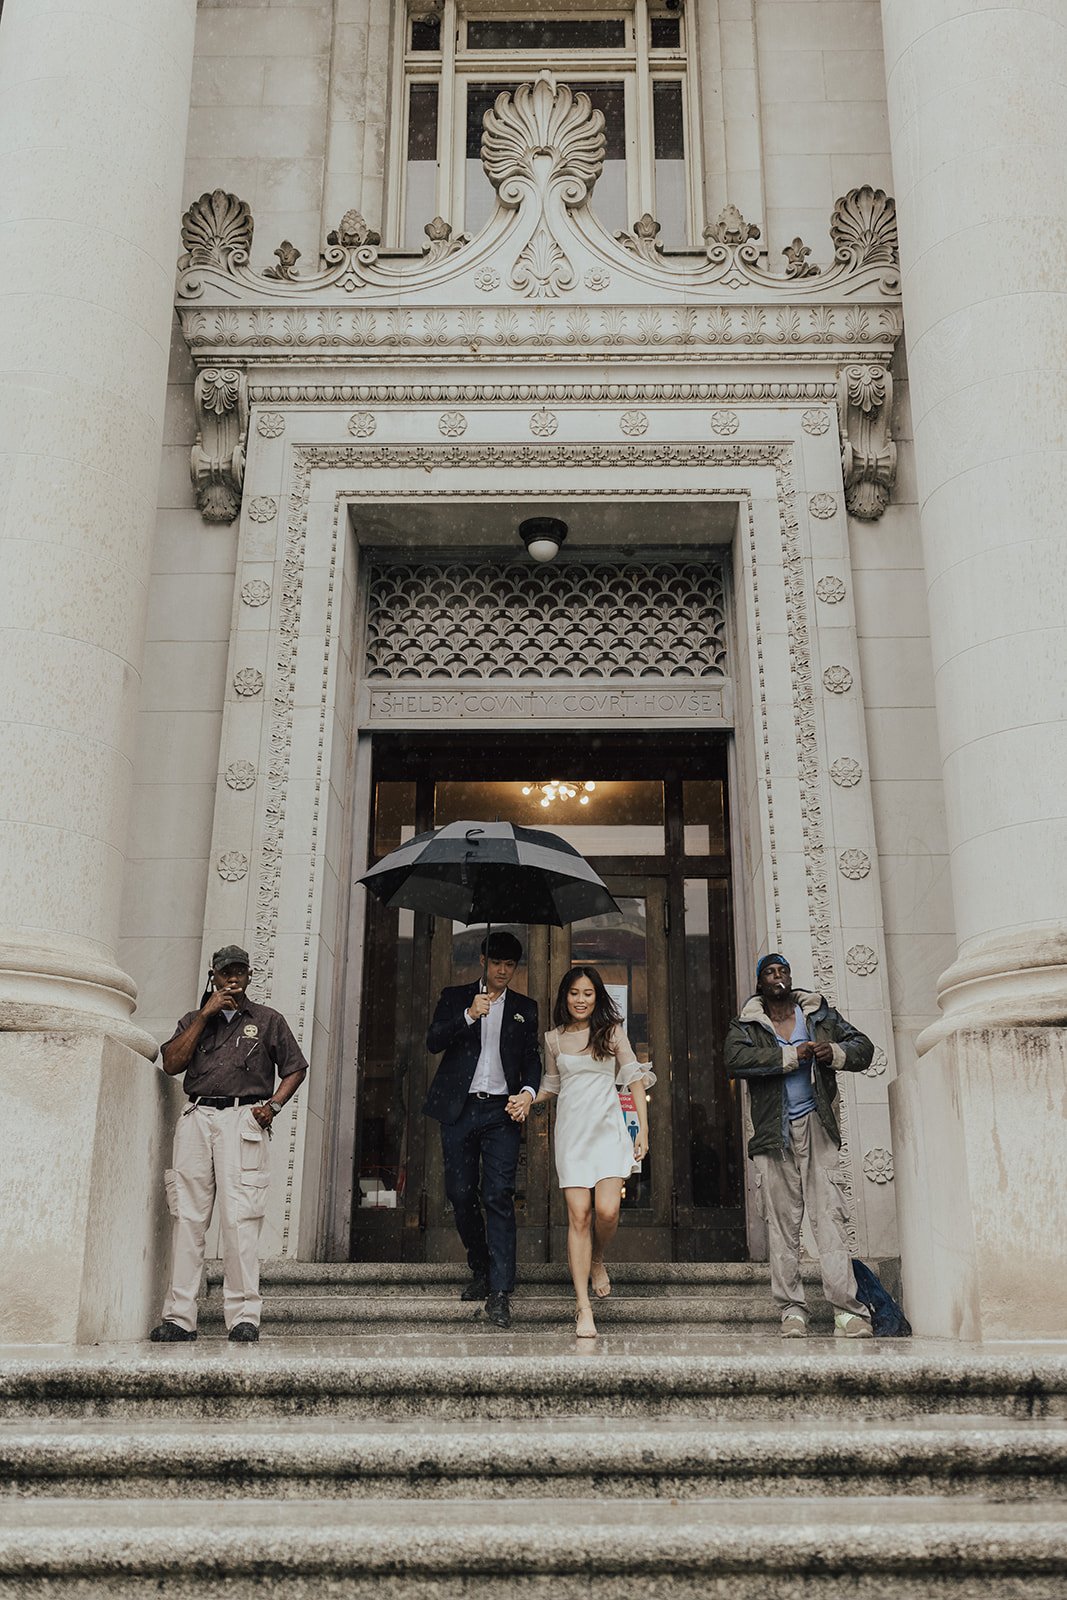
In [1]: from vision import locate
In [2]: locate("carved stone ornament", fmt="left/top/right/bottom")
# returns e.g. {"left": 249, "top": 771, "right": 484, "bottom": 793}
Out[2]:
{"left": 257, "top": 412, "right": 285, "bottom": 438}
{"left": 475, "top": 268, "right": 501, "bottom": 292}
{"left": 438, "top": 410, "right": 468, "bottom": 437}
{"left": 263, "top": 240, "right": 301, "bottom": 282}
{"left": 815, "top": 576, "right": 846, "bottom": 604}
{"left": 864, "top": 1046, "right": 888, "bottom": 1078}
{"left": 839, "top": 848, "right": 871, "bottom": 880}
{"left": 241, "top": 579, "right": 271, "bottom": 607}
{"left": 704, "top": 205, "right": 760, "bottom": 249}
{"left": 584, "top": 269, "right": 611, "bottom": 291}
{"left": 862, "top": 1146, "right": 895, "bottom": 1184}
{"left": 838, "top": 364, "right": 897, "bottom": 520}
{"left": 709, "top": 410, "right": 739, "bottom": 436}
{"left": 190, "top": 366, "right": 248, "bottom": 524}
{"left": 348, "top": 412, "right": 377, "bottom": 438}
{"left": 217, "top": 850, "right": 249, "bottom": 882}
{"left": 830, "top": 187, "right": 898, "bottom": 271}
{"left": 830, "top": 757, "right": 863, "bottom": 787}
{"left": 423, "top": 217, "right": 472, "bottom": 263}
{"left": 802, "top": 409, "right": 831, "bottom": 437}
{"left": 247, "top": 496, "right": 277, "bottom": 523}
{"left": 823, "top": 665, "right": 853, "bottom": 694}
{"left": 783, "top": 237, "right": 819, "bottom": 279}
{"left": 619, "top": 410, "right": 648, "bottom": 436}
{"left": 225, "top": 760, "right": 257, "bottom": 791}
{"left": 233, "top": 667, "right": 264, "bottom": 697}
{"left": 846, "top": 943, "right": 878, "bottom": 976}
{"left": 179, "top": 190, "right": 253, "bottom": 271}
{"left": 530, "top": 409, "right": 558, "bottom": 436}
{"left": 809, "top": 492, "right": 838, "bottom": 519}
{"left": 327, "top": 210, "right": 381, "bottom": 249}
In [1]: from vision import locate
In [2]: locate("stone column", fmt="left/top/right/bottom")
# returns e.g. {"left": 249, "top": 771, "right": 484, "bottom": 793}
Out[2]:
{"left": 0, "top": 0, "right": 197, "bottom": 1340}
{"left": 0, "top": 0, "right": 197, "bottom": 1052}
{"left": 881, "top": 0, "right": 1067, "bottom": 1335}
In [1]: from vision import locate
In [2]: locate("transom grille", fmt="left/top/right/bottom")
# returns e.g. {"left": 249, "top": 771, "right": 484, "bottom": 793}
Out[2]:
{"left": 364, "top": 558, "right": 728, "bottom": 682}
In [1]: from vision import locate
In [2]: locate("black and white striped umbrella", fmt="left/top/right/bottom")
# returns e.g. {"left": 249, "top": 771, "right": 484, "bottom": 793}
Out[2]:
{"left": 358, "top": 820, "right": 619, "bottom": 928}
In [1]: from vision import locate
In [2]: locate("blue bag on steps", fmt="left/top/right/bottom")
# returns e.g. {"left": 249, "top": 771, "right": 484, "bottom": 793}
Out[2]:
{"left": 851, "top": 1258, "right": 912, "bottom": 1337}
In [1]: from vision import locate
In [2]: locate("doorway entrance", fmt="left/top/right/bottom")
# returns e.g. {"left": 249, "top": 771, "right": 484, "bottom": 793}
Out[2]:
{"left": 352, "top": 732, "right": 744, "bottom": 1263}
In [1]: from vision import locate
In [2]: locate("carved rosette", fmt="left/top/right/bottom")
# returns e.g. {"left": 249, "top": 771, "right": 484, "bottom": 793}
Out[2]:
{"left": 815, "top": 576, "right": 846, "bottom": 604}
{"left": 217, "top": 850, "right": 249, "bottom": 882}
{"left": 838, "top": 364, "right": 896, "bottom": 520}
{"left": 619, "top": 410, "right": 648, "bottom": 436}
{"left": 862, "top": 1147, "right": 894, "bottom": 1184}
{"left": 226, "top": 760, "right": 257, "bottom": 791}
{"left": 831, "top": 757, "right": 863, "bottom": 787}
{"left": 190, "top": 367, "right": 248, "bottom": 524}
{"left": 709, "top": 410, "right": 739, "bottom": 436}
{"left": 233, "top": 667, "right": 264, "bottom": 697}
{"left": 241, "top": 579, "right": 272, "bottom": 607}
{"left": 247, "top": 496, "right": 277, "bottom": 523}
{"left": 823, "top": 665, "right": 853, "bottom": 694}
{"left": 808, "top": 492, "right": 838, "bottom": 519}
{"left": 838, "top": 849, "right": 871, "bottom": 880}
{"left": 846, "top": 943, "right": 878, "bottom": 977}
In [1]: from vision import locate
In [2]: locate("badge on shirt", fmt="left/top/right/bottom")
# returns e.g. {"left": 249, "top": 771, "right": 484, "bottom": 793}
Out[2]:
{"left": 243, "top": 1023, "right": 259, "bottom": 1038}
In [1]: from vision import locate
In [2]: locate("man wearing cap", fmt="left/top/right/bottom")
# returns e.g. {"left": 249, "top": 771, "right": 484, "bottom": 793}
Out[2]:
{"left": 725, "top": 954, "right": 875, "bottom": 1338}
{"left": 149, "top": 946, "right": 308, "bottom": 1343}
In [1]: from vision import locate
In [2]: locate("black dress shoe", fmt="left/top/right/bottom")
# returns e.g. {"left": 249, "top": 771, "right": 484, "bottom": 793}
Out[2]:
{"left": 485, "top": 1291, "right": 511, "bottom": 1329}
{"left": 228, "top": 1321, "right": 260, "bottom": 1342}
{"left": 149, "top": 1321, "right": 197, "bottom": 1342}
{"left": 460, "top": 1275, "right": 490, "bottom": 1303}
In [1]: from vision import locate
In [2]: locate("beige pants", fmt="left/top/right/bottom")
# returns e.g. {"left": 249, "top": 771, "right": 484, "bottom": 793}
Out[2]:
{"left": 161, "top": 1103, "right": 271, "bottom": 1332}
{"left": 754, "top": 1111, "right": 867, "bottom": 1322}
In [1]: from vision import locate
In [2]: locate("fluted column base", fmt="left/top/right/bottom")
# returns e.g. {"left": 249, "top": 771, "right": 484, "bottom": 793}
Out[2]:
{"left": 0, "top": 935, "right": 159, "bottom": 1060}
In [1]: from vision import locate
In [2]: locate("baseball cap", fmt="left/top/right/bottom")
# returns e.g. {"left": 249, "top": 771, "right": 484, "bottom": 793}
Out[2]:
{"left": 211, "top": 944, "right": 250, "bottom": 969}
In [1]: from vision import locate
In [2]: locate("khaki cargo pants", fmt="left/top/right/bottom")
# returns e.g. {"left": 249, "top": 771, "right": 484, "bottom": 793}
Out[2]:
{"left": 754, "top": 1110, "right": 867, "bottom": 1322}
{"left": 161, "top": 1103, "right": 271, "bottom": 1332}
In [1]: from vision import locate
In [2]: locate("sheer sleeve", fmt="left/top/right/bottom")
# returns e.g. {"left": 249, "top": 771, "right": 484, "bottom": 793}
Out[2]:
{"left": 541, "top": 1029, "right": 562, "bottom": 1095}
{"left": 611, "top": 1026, "right": 657, "bottom": 1090}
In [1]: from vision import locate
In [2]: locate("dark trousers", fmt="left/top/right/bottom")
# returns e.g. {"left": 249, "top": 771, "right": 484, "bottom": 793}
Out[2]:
{"left": 439, "top": 1096, "right": 521, "bottom": 1293}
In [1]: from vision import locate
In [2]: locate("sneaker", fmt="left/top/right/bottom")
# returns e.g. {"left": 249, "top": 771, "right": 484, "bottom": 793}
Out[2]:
{"left": 780, "top": 1313, "right": 809, "bottom": 1338}
{"left": 460, "top": 1274, "right": 490, "bottom": 1303}
{"left": 149, "top": 1321, "right": 197, "bottom": 1342}
{"left": 228, "top": 1321, "right": 260, "bottom": 1342}
{"left": 834, "top": 1312, "right": 873, "bottom": 1339}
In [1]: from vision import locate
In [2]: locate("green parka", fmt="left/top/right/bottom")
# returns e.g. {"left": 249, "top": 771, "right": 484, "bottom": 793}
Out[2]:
{"left": 725, "top": 989, "right": 873, "bottom": 1158}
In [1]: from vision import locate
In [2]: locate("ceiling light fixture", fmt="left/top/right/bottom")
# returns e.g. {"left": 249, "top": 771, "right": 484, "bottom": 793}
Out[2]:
{"left": 518, "top": 516, "right": 568, "bottom": 562}
{"left": 521, "top": 781, "right": 597, "bottom": 808}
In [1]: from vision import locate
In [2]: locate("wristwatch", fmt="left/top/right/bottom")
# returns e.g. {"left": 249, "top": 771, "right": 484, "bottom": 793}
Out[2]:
{"left": 267, "top": 1100, "right": 283, "bottom": 1116}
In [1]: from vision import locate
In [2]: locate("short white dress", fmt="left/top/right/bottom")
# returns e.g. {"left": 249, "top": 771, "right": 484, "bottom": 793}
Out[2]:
{"left": 543, "top": 1025, "right": 657, "bottom": 1189}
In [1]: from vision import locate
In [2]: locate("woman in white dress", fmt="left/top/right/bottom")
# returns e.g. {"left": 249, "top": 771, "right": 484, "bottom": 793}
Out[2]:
{"left": 536, "top": 965, "right": 654, "bottom": 1338}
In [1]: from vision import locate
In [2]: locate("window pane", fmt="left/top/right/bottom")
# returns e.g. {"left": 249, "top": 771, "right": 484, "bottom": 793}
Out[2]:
{"left": 373, "top": 780, "right": 417, "bottom": 859}
{"left": 653, "top": 79, "right": 686, "bottom": 243}
{"left": 684, "top": 878, "right": 740, "bottom": 1208}
{"left": 405, "top": 82, "right": 439, "bottom": 248}
{"left": 650, "top": 15, "right": 682, "bottom": 50}
{"left": 467, "top": 19, "right": 626, "bottom": 50}
{"left": 682, "top": 779, "right": 725, "bottom": 855}
{"left": 433, "top": 778, "right": 665, "bottom": 856}
{"left": 411, "top": 15, "right": 441, "bottom": 50}
{"left": 465, "top": 82, "right": 517, "bottom": 233}
{"left": 356, "top": 902, "right": 414, "bottom": 1206}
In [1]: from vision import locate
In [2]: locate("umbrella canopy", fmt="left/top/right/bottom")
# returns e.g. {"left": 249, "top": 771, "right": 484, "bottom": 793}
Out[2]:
{"left": 358, "top": 820, "right": 619, "bottom": 928}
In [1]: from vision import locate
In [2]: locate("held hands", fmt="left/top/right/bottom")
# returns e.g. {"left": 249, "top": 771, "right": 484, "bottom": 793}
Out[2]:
{"left": 467, "top": 993, "right": 491, "bottom": 1021}
{"left": 506, "top": 1090, "right": 533, "bottom": 1123}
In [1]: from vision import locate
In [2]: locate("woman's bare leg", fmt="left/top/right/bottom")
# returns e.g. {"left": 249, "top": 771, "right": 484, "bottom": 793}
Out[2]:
{"left": 591, "top": 1177, "right": 623, "bottom": 1296}
{"left": 564, "top": 1187, "right": 596, "bottom": 1335}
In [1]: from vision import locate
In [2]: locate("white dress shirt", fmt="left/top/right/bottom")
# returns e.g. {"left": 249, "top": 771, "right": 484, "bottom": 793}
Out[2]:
{"left": 466, "top": 988, "right": 537, "bottom": 1100}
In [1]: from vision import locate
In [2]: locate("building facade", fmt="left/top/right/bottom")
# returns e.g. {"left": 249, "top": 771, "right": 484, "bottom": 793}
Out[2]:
{"left": 2, "top": 0, "right": 1065, "bottom": 1342}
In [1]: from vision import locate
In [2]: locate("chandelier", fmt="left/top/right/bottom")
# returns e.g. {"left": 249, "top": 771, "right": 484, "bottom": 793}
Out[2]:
{"left": 521, "top": 781, "right": 597, "bottom": 808}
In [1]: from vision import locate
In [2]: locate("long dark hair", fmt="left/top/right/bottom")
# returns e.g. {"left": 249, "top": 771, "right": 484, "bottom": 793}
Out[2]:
{"left": 553, "top": 965, "right": 622, "bottom": 1061}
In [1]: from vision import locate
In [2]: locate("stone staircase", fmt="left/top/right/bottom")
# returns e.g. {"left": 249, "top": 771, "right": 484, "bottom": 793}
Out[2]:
{"left": 0, "top": 1263, "right": 1065, "bottom": 1596}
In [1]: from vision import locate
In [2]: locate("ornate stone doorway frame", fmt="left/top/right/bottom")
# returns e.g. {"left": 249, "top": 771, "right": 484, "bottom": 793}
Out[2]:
{"left": 192, "top": 396, "right": 899, "bottom": 1264}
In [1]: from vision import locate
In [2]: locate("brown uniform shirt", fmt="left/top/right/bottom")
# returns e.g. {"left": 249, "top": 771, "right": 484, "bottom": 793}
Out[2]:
{"left": 166, "top": 997, "right": 309, "bottom": 1099}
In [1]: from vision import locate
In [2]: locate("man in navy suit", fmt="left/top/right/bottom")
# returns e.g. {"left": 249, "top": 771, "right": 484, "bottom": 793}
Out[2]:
{"left": 424, "top": 931, "right": 542, "bottom": 1328}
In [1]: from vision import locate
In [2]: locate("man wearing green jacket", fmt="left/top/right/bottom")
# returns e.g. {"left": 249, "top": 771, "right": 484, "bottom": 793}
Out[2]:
{"left": 725, "top": 954, "right": 874, "bottom": 1338}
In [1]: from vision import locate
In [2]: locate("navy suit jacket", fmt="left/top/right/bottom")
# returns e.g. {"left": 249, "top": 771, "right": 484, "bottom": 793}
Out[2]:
{"left": 423, "top": 981, "right": 542, "bottom": 1125}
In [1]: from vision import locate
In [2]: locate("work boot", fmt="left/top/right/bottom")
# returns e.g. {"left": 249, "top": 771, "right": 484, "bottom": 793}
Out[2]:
{"left": 149, "top": 1321, "right": 197, "bottom": 1343}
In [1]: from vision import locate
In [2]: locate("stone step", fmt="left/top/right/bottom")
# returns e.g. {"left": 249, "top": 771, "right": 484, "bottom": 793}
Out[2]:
{"left": 1, "top": 1496, "right": 1064, "bottom": 1597}
{"left": 2, "top": 1416, "right": 1065, "bottom": 1502}
{"left": 4, "top": 1348, "right": 1064, "bottom": 1423}
{"left": 203, "top": 1261, "right": 828, "bottom": 1296}
{"left": 197, "top": 1294, "right": 798, "bottom": 1335}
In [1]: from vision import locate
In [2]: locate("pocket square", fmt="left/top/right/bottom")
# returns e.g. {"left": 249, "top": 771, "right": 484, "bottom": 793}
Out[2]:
{"left": 514, "top": 1012, "right": 525, "bottom": 1022}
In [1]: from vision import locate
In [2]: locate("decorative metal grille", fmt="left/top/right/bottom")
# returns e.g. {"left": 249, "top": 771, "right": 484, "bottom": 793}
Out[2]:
{"left": 364, "top": 558, "right": 728, "bottom": 682}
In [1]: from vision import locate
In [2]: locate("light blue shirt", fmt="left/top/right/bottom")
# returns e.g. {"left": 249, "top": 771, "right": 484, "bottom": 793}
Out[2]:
{"left": 775, "top": 1005, "right": 817, "bottom": 1121}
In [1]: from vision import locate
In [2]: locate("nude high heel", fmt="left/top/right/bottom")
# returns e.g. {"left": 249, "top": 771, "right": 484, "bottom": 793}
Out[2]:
{"left": 575, "top": 1304, "right": 597, "bottom": 1338}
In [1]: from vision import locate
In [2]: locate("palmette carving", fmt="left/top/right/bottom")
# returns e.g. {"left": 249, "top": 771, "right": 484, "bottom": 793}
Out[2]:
{"left": 838, "top": 364, "right": 896, "bottom": 520}
{"left": 180, "top": 190, "right": 253, "bottom": 271}
{"left": 483, "top": 74, "right": 605, "bottom": 208}
{"left": 190, "top": 366, "right": 248, "bottom": 523}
